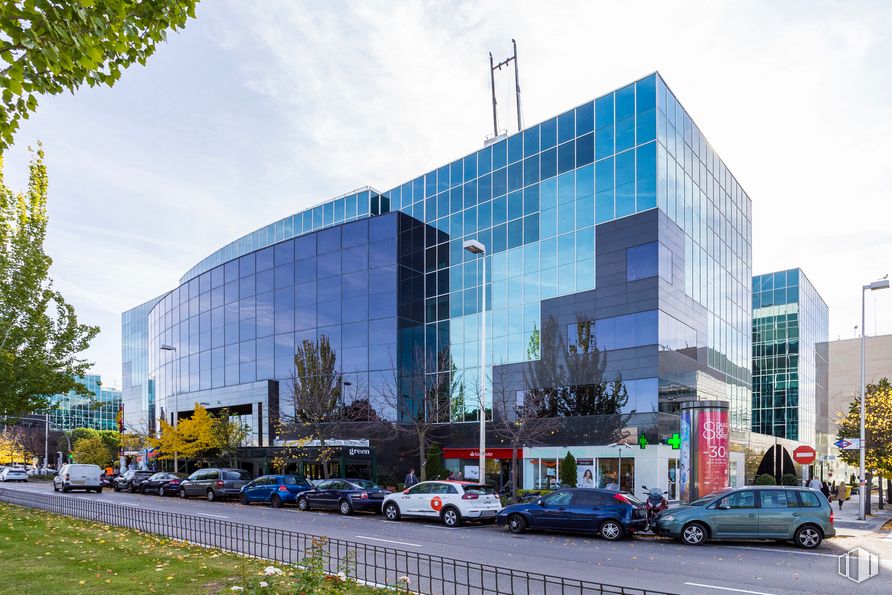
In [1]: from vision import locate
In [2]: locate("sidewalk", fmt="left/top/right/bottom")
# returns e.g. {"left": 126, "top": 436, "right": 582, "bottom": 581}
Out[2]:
{"left": 832, "top": 493, "right": 892, "bottom": 537}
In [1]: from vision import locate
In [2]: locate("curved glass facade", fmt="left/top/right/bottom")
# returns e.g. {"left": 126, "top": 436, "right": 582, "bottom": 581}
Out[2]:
{"left": 126, "top": 71, "right": 753, "bottom": 440}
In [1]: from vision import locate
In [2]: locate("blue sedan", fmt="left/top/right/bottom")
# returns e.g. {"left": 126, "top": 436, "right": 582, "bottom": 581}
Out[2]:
{"left": 239, "top": 474, "right": 312, "bottom": 508}
{"left": 496, "top": 488, "right": 648, "bottom": 541}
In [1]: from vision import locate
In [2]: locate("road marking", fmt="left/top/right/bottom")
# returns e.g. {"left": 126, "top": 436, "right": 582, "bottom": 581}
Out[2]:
{"left": 354, "top": 535, "right": 422, "bottom": 547}
{"left": 194, "top": 512, "right": 230, "bottom": 519}
{"left": 684, "top": 582, "right": 776, "bottom": 595}
{"left": 719, "top": 545, "right": 837, "bottom": 558}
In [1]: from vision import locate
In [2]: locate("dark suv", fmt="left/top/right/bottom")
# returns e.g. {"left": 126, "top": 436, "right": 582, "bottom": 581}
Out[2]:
{"left": 179, "top": 468, "right": 254, "bottom": 502}
{"left": 114, "top": 469, "right": 156, "bottom": 493}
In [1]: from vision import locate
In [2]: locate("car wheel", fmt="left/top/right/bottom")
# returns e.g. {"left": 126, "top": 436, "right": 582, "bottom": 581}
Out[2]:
{"left": 297, "top": 496, "right": 310, "bottom": 511}
{"left": 507, "top": 514, "right": 527, "bottom": 534}
{"left": 207, "top": 489, "right": 217, "bottom": 503}
{"left": 338, "top": 499, "right": 353, "bottom": 515}
{"left": 96, "top": 487, "right": 103, "bottom": 494}
{"left": 62, "top": 485, "right": 69, "bottom": 493}
{"left": 53, "top": 484, "right": 59, "bottom": 492}
{"left": 599, "top": 519, "right": 624, "bottom": 541}
{"left": 271, "top": 494, "right": 283, "bottom": 508}
{"left": 681, "top": 522, "right": 708, "bottom": 546}
{"left": 139, "top": 485, "right": 146, "bottom": 494}
{"left": 179, "top": 488, "right": 188, "bottom": 499}
{"left": 113, "top": 484, "right": 120, "bottom": 493}
{"left": 794, "top": 525, "right": 822, "bottom": 549}
{"left": 441, "top": 507, "right": 462, "bottom": 527}
{"left": 239, "top": 493, "right": 250, "bottom": 505}
{"left": 383, "top": 502, "right": 400, "bottom": 521}
{"left": 129, "top": 484, "right": 137, "bottom": 494}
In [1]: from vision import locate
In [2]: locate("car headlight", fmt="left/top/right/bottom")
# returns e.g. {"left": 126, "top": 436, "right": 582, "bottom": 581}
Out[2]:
{"left": 661, "top": 514, "right": 676, "bottom": 522}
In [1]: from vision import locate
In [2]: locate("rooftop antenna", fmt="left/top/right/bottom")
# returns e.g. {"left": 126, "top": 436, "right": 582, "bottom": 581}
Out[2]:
{"left": 489, "top": 39, "right": 523, "bottom": 139}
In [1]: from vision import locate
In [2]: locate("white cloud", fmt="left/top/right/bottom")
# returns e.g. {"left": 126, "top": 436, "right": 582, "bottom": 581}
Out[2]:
{"left": 4, "top": 0, "right": 891, "bottom": 380}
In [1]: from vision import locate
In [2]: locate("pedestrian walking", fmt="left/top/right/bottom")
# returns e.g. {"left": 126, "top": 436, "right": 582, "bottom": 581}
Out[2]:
{"left": 808, "top": 476, "right": 822, "bottom": 491}
{"left": 821, "top": 481, "right": 831, "bottom": 499}
{"left": 836, "top": 482, "right": 847, "bottom": 510}
{"left": 404, "top": 468, "right": 419, "bottom": 488}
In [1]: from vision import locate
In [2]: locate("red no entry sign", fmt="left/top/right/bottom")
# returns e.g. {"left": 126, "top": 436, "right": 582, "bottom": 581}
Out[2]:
{"left": 792, "top": 445, "right": 817, "bottom": 465}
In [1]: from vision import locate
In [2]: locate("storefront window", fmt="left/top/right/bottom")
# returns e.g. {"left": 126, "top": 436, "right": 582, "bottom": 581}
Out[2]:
{"left": 596, "top": 457, "right": 635, "bottom": 491}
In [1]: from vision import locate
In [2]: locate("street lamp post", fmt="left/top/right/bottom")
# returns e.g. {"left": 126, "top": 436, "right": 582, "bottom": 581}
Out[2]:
{"left": 463, "top": 239, "right": 487, "bottom": 481}
{"left": 859, "top": 277, "right": 889, "bottom": 520}
{"left": 160, "top": 344, "right": 179, "bottom": 473}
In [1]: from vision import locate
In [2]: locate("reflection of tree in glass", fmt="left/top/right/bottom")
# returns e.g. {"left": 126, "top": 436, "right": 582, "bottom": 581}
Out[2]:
{"left": 524, "top": 315, "right": 631, "bottom": 444}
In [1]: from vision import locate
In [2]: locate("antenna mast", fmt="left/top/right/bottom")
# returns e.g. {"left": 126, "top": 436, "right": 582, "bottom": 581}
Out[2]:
{"left": 489, "top": 39, "right": 523, "bottom": 137}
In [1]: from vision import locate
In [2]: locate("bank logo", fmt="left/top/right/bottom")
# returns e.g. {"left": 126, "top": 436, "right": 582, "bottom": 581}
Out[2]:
{"left": 838, "top": 547, "right": 880, "bottom": 583}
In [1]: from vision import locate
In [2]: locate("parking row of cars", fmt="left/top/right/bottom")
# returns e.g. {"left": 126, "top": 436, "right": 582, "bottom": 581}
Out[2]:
{"left": 46, "top": 464, "right": 837, "bottom": 549}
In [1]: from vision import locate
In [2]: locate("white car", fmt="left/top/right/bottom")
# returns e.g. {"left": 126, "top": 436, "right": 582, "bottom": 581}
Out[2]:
{"left": 53, "top": 463, "right": 103, "bottom": 493}
{"left": 382, "top": 480, "right": 502, "bottom": 527}
{"left": 0, "top": 467, "right": 28, "bottom": 482}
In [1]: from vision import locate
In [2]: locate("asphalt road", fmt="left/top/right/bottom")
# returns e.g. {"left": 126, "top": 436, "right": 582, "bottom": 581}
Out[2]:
{"left": 2, "top": 482, "right": 890, "bottom": 595}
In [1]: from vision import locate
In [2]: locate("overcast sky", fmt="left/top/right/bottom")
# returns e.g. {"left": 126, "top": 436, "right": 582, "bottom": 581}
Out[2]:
{"left": 4, "top": 0, "right": 891, "bottom": 386}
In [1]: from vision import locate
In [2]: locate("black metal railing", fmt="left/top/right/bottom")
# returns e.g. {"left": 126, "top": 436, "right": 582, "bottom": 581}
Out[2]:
{"left": 0, "top": 488, "right": 675, "bottom": 595}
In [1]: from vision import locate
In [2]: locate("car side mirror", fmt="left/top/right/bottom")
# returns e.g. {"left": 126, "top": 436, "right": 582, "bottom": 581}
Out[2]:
{"left": 717, "top": 504, "right": 730, "bottom": 510}
{"left": 537, "top": 499, "right": 544, "bottom": 507}
{"left": 403, "top": 489, "right": 410, "bottom": 494}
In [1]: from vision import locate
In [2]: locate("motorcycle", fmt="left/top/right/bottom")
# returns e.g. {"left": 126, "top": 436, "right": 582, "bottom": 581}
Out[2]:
{"left": 641, "top": 486, "right": 669, "bottom": 531}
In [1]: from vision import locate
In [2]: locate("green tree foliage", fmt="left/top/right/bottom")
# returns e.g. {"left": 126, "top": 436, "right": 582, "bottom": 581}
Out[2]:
{"left": 0, "top": 148, "right": 98, "bottom": 421}
{"left": 781, "top": 473, "right": 799, "bottom": 486}
{"left": 69, "top": 427, "right": 119, "bottom": 464}
{"left": 0, "top": 0, "right": 198, "bottom": 150}
{"left": 755, "top": 473, "right": 777, "bottom": 485}
{"left": 72, "top": 435, "right": 111, "bottom": 466}
{"left": 837, "top": 378, "right": 892, "bottom": 477}
{"left": 560, "top": 452, "right": 577, "bottom": 487}
{"left": 425, "top": 443, "right": 446, "bottom": 481}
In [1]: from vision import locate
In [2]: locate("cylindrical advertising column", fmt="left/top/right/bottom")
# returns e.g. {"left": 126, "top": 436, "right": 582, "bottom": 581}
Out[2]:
{"left": 679, "top": 401, "right": 730, "bottom": 503}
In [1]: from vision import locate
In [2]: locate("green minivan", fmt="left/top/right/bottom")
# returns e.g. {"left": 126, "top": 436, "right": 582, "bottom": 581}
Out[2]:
{"left": 653, "top": 486, "right": 835, "bottom": 549}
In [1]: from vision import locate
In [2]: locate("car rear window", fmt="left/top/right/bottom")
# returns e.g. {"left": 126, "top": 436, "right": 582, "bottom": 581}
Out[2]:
{"left": 224, "top": 470, "right": 253, "bottom": 480}
{"left": 798, "top": 490, "right": 823, "bottom": 508}
{"left": 462, "top": 484, "right": 496, "bottom": 495}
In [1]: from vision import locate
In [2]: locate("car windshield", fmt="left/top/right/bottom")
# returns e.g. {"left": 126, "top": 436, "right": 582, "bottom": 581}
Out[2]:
{"left": 690, "top": 489, "right": 732, "bottom": 506}
{"left": 463, "top": 484, "right": 497, "bottom": 495}
{"left": 349, "top": 480, "right": 377, "bottom": 489}
{"left": 224, "top": 470, "right": 253, "bottom": 480}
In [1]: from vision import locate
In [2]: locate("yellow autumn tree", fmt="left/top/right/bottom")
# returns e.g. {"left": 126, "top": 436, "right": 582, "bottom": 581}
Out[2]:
{"left": 177, "top": 403, "right": 217, "bottom": 464}
{"left": 0, "top": 432, "right": 30, "bottom": 465}
{"left": 149, "top": 419, "right": 184, "bottom": 462}
{"left": 837, "top": 378, "right": 892, "bottom": 477}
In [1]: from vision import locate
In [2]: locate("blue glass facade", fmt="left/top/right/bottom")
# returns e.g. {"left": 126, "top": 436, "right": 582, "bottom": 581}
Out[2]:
{"left": 126, "top": 72, "right": 753, "bottom": 441}
{"left": 122, "top": 296, "right": 162, "bottom": 432}
{"left": 751, "top": 268, "right": 828, "bottom": 444}
{"left": 46, "top": 374, "right": 122, "bottom": 432}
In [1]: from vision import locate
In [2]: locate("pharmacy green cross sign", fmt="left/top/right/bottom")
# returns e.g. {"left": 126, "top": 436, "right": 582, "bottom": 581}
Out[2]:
{"left": 667, "top": 433, "right": 681, "bottom": 449}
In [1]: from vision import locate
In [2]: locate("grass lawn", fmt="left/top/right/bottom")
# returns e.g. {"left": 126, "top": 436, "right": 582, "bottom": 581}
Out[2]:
{"left": 0, "top": 502, "right": 390, "bottom": 594}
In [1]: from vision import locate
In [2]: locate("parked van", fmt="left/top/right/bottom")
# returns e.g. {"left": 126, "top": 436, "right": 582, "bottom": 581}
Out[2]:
{"left": 53, "top": 464, "right": 103, "bottom": 493}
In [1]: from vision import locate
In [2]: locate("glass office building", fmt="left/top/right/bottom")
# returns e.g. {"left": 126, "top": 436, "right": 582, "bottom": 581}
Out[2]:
{"left": 751, "top": 268, "right": 828, "bottom": 444}
{"left": 122, "top": 296, "right": 163, "bottom": 433}
{"left": 46, "top": 374, "right": 122, "bottom": 431}
{"left": 124, "top": 72, "right": 753, "bottom": 461}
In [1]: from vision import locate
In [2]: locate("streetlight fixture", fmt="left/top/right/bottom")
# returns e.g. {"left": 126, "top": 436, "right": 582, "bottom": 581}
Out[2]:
{"left": 859, "top": 276, "right": 889, "bottom": 520}
{"left": 160, "top": 344, "right": 180, "bottom": 473}
{"left": 463, "top": 239, "right": 487, "bottom": 481}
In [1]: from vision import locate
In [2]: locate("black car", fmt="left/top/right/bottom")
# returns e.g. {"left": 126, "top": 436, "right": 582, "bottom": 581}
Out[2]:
{"left": 114, "top": 469, "right": 156, "bottom": 493}
{"left": 178, "top": 468, "right": 254, "bottom": 502}
{"left": 296, "top": 478, "right": 390, "bottom": 515}
{"left": 139, "top": 472, "right": 187, "bottom": 496}
{"left": 496, "top": 488, "right": 648, "bottom": 541}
